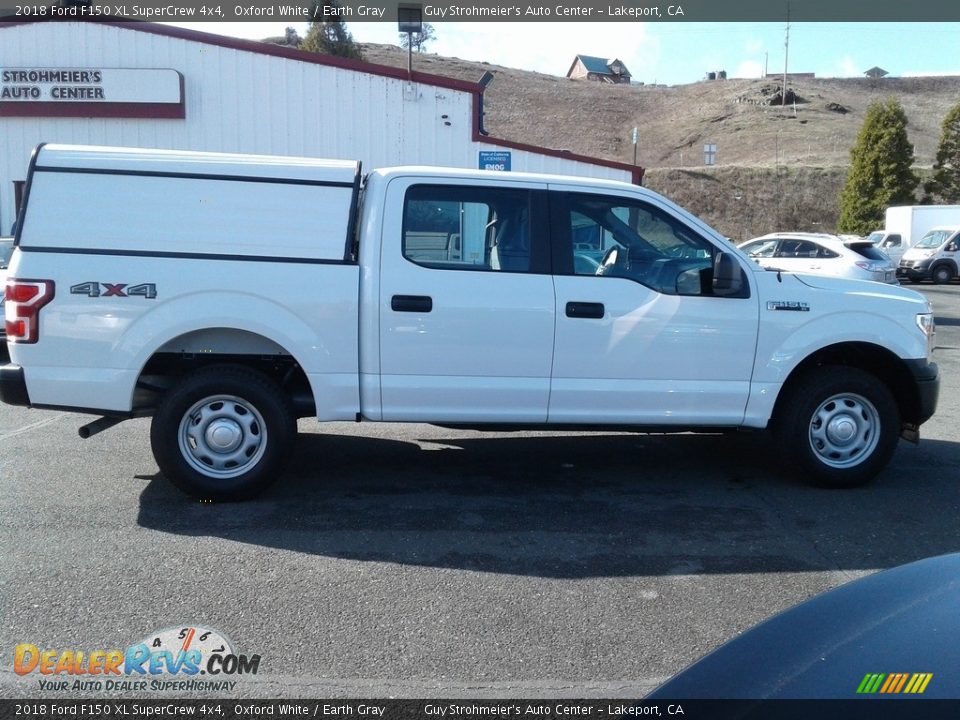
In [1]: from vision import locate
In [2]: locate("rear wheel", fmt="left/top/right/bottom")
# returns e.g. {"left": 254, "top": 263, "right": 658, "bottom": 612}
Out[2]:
{"left": 932, "top": 264, "right": 954, "bottom": 284}
{"left": 775, "top": 367, "right": 899, "bottom": 488}
{"left": 151, "top": 365, "right": 296, "bottom": 501}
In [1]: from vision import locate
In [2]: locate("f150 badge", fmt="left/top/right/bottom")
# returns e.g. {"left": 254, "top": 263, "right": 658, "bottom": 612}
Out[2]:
{"left": 767, "top": 300, "right": 809, "bottom": 312}
{"left": 70, "top": 282, "right": 157, "bottom": 299}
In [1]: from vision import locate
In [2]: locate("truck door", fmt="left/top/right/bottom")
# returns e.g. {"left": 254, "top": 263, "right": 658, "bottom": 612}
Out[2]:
{"left": 377, "top": 177, "right": 555, "bottom": 422}
{"left": 548, "top": 189, "right": 758, "bottom": 425}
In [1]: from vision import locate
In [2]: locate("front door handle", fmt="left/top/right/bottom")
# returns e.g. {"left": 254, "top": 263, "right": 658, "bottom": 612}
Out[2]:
{"left": 391, "top": 295, "right": 433, "bottom": 313}
{"left": 566, "top": 301, "right": 605, "bottom": 319}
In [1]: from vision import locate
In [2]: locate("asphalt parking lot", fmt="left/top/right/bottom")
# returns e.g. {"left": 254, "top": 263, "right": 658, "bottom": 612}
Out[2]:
{"left": 1, "top": 283, "right": 958, "bottom": 700}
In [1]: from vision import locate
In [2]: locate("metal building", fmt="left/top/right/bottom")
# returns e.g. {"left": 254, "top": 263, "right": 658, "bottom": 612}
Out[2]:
{"left": 0, "top": 20, "right": 641, "bottom": 233}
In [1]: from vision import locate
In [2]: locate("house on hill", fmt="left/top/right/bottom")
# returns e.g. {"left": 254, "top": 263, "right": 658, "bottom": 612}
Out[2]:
{"left": 567, "top": 55, "right": 632, "bottom": 84}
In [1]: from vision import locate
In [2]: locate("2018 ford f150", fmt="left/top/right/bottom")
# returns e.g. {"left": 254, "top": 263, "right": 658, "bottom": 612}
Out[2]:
{"left": 1, "top": 145, "right": 940, "bottom": 499}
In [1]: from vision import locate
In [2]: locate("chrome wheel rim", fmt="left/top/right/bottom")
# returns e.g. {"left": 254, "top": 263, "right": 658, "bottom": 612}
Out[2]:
{"left": 808, "top": 392, "right": 880, "bottom": 469}
{"left": 178, "top": 395, "right": 267, "bottom": 479}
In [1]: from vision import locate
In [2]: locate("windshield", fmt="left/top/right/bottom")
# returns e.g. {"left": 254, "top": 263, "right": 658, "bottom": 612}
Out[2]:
{"left": 915, "top": 230, "right": 954, "bottom": 249}
{"left": 865, "top": 232, "right": 884, "bottom": 244}
{"left": 0, "top": 239, "right": 14, "bottom": 269}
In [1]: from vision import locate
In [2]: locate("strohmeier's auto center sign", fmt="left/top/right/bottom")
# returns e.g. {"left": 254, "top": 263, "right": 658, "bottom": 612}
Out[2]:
{"left": 0, "top": 67, "right": 184, "bottom": 118}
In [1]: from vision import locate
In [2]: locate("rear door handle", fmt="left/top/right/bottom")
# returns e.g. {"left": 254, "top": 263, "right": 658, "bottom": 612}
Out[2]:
{"left": 565, "top": 301, "right": 605, "bottom": 319}
{"left": 391, "top": 295, "right": 433, "bottom": 313}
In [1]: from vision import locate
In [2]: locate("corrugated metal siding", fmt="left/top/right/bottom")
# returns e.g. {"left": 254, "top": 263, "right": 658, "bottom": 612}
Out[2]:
{"left": 0, "top": 22, "right": 631, "bottom": 230}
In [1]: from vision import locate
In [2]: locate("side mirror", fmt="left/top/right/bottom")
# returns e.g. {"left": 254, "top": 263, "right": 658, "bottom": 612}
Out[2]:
{"left": 947, "top": 243, "right": 958, "bottom": 252}
{"left": 713, "top": 252, "right": 745, "bottom": 297}
{"left": 675, "top": 267, "right": 704, "bottom": 295}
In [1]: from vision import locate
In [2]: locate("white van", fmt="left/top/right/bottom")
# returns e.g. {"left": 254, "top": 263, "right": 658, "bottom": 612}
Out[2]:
{"left": 897, "top": 226, "right": 960, "bottom": 284}
{"left": 873, "top": 205, "right": 960, "bottom": 266}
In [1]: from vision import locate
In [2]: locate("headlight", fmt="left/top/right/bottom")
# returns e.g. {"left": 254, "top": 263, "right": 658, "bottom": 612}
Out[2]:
{"left": 916, "top": 312, "right": 935, "bottom": 357}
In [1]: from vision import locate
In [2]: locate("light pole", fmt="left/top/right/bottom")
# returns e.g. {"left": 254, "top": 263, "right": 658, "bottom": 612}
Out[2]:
{"left": 398, "top": 4, "right": 423, "bottom": 78}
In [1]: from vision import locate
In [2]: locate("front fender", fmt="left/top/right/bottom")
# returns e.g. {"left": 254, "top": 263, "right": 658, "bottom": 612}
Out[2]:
{"left": 754, "top": 310, "right": 927, "bottom": 386}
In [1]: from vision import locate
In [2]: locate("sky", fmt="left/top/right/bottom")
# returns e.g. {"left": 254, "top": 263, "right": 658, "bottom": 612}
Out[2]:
{"left": 166, "top": 21, "right": 960, "bottom": 86}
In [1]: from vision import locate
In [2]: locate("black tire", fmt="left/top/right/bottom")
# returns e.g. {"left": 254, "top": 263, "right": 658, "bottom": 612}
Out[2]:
{"left": 150, "top": 365, "right": 296, "bottom": 501}
{"left": 932, "top": 264, "right": 954, "bottom": 285}
{"left": 774, "top": 367, "right": 899, "bottom": 488}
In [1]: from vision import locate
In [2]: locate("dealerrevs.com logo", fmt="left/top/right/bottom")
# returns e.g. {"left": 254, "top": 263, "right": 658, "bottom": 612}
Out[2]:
{"left": 13, "top": 625, "right": 261, "bottom": 692}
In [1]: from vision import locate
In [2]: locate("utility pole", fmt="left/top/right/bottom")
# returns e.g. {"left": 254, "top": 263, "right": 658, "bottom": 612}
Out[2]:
{"left": 782, "top": 2, "right": 790, "bottom": 112}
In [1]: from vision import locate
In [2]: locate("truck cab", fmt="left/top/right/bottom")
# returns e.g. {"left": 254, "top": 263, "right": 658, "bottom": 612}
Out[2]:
{"left": 866, "top": 230, "right": 906, "bottom": 264}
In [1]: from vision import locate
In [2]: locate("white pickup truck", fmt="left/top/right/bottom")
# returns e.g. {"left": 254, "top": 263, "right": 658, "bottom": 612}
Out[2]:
{"left": 2, "top": 145, "right": 940, "bottom": 500}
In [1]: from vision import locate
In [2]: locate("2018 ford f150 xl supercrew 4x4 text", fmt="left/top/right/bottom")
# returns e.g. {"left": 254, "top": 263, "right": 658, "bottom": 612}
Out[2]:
{"left": 1, "top": 145, "right": 940, "bottom": 500}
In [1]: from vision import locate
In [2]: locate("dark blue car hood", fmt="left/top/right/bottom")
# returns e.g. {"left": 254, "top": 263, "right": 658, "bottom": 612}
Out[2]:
{"left": 648, "top": 553, "right": 960, "bottom": 700}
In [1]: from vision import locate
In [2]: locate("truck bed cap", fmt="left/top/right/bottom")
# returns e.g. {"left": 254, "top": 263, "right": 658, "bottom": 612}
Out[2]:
{"left": 35, "top": 144, "right": 359, "bottom": 186}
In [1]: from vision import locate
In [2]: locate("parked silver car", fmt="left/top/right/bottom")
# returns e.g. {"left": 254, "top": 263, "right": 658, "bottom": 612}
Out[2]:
{"left": 739, "top": 232, "right": 898, "bottom": 284}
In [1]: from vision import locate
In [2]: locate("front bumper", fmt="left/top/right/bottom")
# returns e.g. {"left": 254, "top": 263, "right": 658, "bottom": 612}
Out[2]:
{"left": 897, "top": 260, "right": 932, "bottom": 281}
{"left": 0, "top": 363, "right": 30, "bottom": 407}
{"left": 905, "top": 359, "right": 939, "bottom": 426}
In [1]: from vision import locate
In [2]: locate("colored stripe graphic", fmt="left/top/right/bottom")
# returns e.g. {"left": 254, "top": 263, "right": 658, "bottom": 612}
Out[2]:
{"left": 857, "top": 673, "right": 885, "bottom": 694}
{"left": 904, "top": 673, "right": 934, "bottom": 694}
{"left": 883, "top": 673, "right": 909, "bottom": 693}
{"left": 857, "top": 673, "right": 932, "bottom": 694}
{"left": 893, "top": 674, "right": 909, "bottom": 693}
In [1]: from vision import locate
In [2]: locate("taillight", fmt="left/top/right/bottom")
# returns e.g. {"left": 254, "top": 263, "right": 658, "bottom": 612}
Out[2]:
{"left": 4, "top": 279, "right": 55, "bottom": 344}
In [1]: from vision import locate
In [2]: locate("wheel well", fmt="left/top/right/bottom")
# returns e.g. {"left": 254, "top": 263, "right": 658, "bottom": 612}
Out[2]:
{"left": 773, "top": 342, "right": 922, "bottom": 427}
{"left": 134, "top": 330, "right": 315, "bottom": 418}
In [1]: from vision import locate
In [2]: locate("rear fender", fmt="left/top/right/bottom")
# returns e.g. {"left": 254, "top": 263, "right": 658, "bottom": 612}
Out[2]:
{"left": 119, "top": 291, "right": 358, "bottom": 419}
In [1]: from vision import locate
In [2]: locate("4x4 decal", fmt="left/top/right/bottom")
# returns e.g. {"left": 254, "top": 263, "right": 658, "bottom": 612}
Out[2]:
{"left": 70, "top": 282, "right": 157, "bottom": 299}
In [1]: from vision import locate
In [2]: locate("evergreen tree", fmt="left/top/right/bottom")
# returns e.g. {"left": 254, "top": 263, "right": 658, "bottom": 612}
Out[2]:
{"left": 838, "top": 98, "right": 918, "bottom": 235}
{"left": 924, "top": 103, "right": 960, "bottom": 203}
{"left": 302, "top": 1, "right": 364, "bottom": 60}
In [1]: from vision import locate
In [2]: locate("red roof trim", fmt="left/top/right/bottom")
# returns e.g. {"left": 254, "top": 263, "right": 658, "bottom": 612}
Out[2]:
{"left": 1, "top": 18, "right": 644, "bottom": 183}
{"left": 0, "top": 101, "right": 185, "bottom": 118}
{"left": 474, "top": 129, "right": 644, "bottom": 183}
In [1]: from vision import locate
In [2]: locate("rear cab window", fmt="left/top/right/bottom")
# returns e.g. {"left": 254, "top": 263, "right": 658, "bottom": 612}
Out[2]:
{"left": 401, "top": 185, "right": 540, "bottom": 273}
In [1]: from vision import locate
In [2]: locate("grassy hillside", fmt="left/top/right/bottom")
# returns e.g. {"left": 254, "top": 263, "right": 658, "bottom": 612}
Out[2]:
{"left": 358, "top": 43, "right": 957, "bottom": 238}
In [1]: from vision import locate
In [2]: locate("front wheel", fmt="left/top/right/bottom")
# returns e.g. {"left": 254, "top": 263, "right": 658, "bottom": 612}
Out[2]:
{"left": 774, "top": 367, "right": 899, "bottom": 488}
{"left": 151, "top": 365, "right": 296, "bottom": 501}
{"left": 932, "top": 264, "right": 954, "bottom": 284}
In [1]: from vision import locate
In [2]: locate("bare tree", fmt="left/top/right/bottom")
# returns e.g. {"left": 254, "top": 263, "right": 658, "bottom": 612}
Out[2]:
{"left": 399, "top": 23, "right": 436, "bottom": 53}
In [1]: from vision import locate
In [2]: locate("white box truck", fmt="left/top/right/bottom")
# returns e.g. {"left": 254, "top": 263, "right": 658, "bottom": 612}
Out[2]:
{"left": 867, "top": 205, "right": 960, "bottom": 265}
{"left": 1, "top": 145, "right": 940, "bottom": 500}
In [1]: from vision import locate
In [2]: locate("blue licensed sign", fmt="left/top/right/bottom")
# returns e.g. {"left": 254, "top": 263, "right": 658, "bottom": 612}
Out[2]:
{"left": 479, "top": 151, "right": 511, "bottom": 172}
